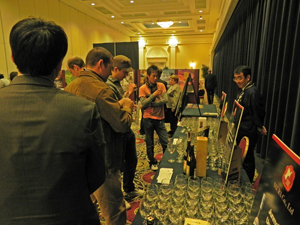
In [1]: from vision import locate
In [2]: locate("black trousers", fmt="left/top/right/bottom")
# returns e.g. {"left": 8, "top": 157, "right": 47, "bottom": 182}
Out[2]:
{"left": 206, "top": 88, "right": 214, "bottom": 104}
{"left": 236, "top": 130, "right": 258, "bottom": 182}
{"left": 165, "top": 108, "right": 178, "bottom": 133}
{"left": 122, "top": 129, "right": 138, "bottom": 192}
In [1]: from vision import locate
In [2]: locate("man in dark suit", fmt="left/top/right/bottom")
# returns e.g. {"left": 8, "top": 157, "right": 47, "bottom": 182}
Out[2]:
{"left": 205, "top": 69, "right": 217, "bottom": 104}
{"left": 0, "top": 17, "right": 106, "bottom": 225}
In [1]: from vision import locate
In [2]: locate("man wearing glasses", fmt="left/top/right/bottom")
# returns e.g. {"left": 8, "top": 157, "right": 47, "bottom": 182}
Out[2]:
{"left": 233, "top": 65, "right": 267, "bottom": 182}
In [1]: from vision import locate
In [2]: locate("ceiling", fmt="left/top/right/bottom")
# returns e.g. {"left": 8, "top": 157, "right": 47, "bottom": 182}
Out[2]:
{"left": 62, "top": 0, "right": 225, "bottom": 38}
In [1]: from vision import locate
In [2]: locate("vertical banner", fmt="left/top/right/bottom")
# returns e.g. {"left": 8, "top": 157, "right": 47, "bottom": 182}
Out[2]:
{"left": 250, "top": 134, "right": 300, "bottom": 224}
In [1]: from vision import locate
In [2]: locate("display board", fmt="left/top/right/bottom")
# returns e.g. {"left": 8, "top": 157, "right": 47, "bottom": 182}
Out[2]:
{"left": 222, "top": 100, "right": 244, "bottom": 184}
{"left": 249, "top": 134, "right": 300, "bottom": 224}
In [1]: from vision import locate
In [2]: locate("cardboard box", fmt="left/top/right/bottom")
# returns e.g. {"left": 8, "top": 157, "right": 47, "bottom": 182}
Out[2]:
{"left": 196, "top": 137, "right": 208, "bottom": 177}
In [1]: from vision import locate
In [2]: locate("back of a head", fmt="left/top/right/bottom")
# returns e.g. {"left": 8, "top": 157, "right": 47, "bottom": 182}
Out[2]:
{"left": 147, "top": 65, "right": 159, "bottom": 76}
{"left": 234, "top": 65, "right": 251, "bottom": 78}
{"left": 10, "top": 17, "right": 68, "bottom": 77}
{"left": 10, "top": 71, "right": 18, "bottom": 81}
{"left": 0, "top": 74, "right": 4, "bottom": 79}
{"left": 85, "top": 47, "right": 113, "bottom": 68}
{"left": 67, "top": 57, "right": 85, "bottom": 69}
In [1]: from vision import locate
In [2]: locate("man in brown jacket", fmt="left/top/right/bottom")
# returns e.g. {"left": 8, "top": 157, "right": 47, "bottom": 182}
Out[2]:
{"left": 65, "top": 47, "right": 134, "bottom": 225}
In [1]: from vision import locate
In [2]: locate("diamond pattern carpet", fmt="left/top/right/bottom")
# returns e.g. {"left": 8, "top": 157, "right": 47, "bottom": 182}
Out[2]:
{"left": 98, "top": 122, "right": 168, "bottom": 224}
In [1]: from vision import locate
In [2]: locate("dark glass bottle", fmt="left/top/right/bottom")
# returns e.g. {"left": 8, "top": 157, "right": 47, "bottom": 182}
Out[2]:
{"left": 183, "top": 138, "right": 191, "bottom": 174}
{"left": 189, "top": 144, "right": 197, "bottom": 178}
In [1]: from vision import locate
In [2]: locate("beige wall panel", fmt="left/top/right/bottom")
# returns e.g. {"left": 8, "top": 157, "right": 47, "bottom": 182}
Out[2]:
{"left": 59, "top": 2, "right": 72, "bottom": 69}
{"left": 69, "top": 7, "right": 80, "bottom": 56}
{"left": 46, "top": 0, "right": 61, "bottom": 22}
{"left": 34, "top": 0, "right": 49, "bottom": 20}
{"left": 77, "top": 12, "right": 89, "bottom": 58}
{"left": 176, "top": 43, "right": 211, "bottom": 73}
{"left": 0, "top": 0, "right": 20, "bottom": 75}
{"left": 19, "top": 0, "right": 35, "bottom": 18}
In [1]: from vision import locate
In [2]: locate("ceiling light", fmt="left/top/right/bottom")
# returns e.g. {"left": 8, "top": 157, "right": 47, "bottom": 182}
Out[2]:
{"left": 157, "top": 21, "right": 174, "bottom": 28}
{"left": 111, "top": 15, "right": 114, "bottom": 18}
{"left": 130, "top": 1, "right": 134, "bottom": 3}
{"left": 200, "top": 30, "right": 203, "bottom": 32}
{"left": 199, "top": 10, "right": 202, "bottom": 13}
{"left": 121, "top": 22, "right": 124, "bottom": 24}
{"left": 91, "top": 3, "right": 95, "bottom": 6}
{"left": 200, "top": 16, "right": 202, "bottom": 20}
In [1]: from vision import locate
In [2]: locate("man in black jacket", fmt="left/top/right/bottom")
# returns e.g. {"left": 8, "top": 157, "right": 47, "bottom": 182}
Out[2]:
{"left": 205, "top": 69, "right": 217, "bottom": 104}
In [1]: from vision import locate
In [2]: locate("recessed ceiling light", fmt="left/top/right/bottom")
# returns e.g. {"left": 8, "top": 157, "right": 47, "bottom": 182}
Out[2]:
{"left": 91, "top": 3, "right": 95, "bottom": 6}
{"left": 111, "top": 15, "right": 114, "bottom": 18}
{"left": 199, "top": 10, "right": 202, "bottom": 13}
{"left": 200, "top": 30, "right": 203, "bottom": 32}
{"left": 121, "top": 22, "right": 124, "bottom": 24}
{"left": 130, "top": 1, "right": 134, "bottom": 3}
{"left": 179, "top": 21, "right": 181, "bottom": 23}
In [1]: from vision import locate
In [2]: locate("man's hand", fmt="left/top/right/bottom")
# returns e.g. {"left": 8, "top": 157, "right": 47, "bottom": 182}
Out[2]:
{"left": 119, "top": 98, "right": 134, "bottom": 110}
{"left": 152, "top": 89, "right": 162, "bottom": 97}
{"left": 261, "top": 126, "right": 267, "bottom": 135}
{"left": 127, "top": 83, "right": 137, "bottom": 95}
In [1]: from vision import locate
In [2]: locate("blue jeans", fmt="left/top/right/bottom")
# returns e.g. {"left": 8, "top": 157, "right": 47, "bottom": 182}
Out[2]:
{"left": 143, "top": 118, "right": 168, "bottom": 165}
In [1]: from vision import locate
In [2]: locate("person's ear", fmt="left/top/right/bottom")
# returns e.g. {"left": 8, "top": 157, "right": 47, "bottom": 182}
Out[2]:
{"left": 11, "top": 53, "right": 15, "bottom": 63}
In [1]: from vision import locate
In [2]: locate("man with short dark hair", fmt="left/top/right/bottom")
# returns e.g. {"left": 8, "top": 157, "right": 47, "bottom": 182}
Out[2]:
{"left": 65, "top": 47, "right": 134, "bottom": 225}
{"left": 67, "top": 56, "right": 85, "bottom": 77}
{"left": 234, "top": 65, "right": 267, "bottom": 182}
{"left": 106, "top": 55, "right": 144, "bottom": 210}
{"left": 0, "top": 17, "right": 105, "bottom": 225}
{"left": 139, "top": 65, "right": 168, "bottom": 171}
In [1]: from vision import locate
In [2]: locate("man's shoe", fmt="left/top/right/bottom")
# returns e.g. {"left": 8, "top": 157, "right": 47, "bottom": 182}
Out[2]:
{"left": 126, "top": 189, "right": 145, "bottom": 196}
{"left": 151, "top": 164, "right": 158, "bottom": 171}
{"left": 125, "top": 199, "right": 131, "bottom": 210}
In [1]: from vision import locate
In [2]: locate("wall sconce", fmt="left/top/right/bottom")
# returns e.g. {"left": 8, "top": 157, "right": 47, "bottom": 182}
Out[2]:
{"left": 168, "top": 37, "right": 178, "bottom": 47}
{"left": 190, "top": 62, "right": 196, "bottom": 69}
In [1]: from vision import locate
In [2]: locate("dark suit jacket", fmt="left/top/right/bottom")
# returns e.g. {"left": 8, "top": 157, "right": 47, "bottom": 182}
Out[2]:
{"left": 205, "top": 73, "right": 217, "bottom": 90}
{"left": 0, "top": 75, "right": 105, "bottom": 225}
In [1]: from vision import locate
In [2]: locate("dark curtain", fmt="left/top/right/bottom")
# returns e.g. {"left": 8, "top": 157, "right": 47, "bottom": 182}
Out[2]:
{"left": 93, "top": 42, "right": 139, "bottom": 70}
{"left": 116, "top": 42, "right": 139, "bottom": 70}
{"left": 93, "top": 43, "right": 115, "bottom": 55}
{"left": 213, "top": 0, "right": 300, "bottom": 157}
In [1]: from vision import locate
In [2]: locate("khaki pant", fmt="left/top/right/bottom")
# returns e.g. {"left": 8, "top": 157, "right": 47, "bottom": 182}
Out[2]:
{"left": 93, "top": 171, "right": 126, "bottom": 225}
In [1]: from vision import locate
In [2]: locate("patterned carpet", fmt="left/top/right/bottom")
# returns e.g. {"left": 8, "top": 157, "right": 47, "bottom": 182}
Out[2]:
{"left": 99, "top": 122, "right": 168, "bottom": 224}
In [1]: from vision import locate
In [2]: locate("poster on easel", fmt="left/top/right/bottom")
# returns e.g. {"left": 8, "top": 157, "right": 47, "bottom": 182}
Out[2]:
{"left": 161, "top": 69, "right": 175, "bottom": 89}
{"left": 222, "top": 100, "right": 244, "bottom": 184}
{"left": 249, "top": 134, "right": 300, "bottom": 224}
{"left": 218, "top": 91, "right": 228, "bottom": 143}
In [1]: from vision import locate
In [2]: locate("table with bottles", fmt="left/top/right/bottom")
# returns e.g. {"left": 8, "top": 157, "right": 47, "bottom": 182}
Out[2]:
{"left": 132, "top": 117, "right": 256, "bottom": 225}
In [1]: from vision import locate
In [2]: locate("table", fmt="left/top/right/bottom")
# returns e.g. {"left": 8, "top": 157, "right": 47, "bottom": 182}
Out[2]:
{"left": 132, "top": 126, "right": 228, "bottom": 224}
{"left": 132, "top": 125, "right": 250, "bottom": 224}
{"left": 182, "top": 104, "right": 218, "bottom": 117}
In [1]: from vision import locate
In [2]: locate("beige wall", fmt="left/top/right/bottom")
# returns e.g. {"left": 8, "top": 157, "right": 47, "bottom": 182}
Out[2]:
{"left": 0, "top": 0, "right": 130, "bottom": 77}
{"left": 175, "top": 43, "right": 211, "bottom": 72}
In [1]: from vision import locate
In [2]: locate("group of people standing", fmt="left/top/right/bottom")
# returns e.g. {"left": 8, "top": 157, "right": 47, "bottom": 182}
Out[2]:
{"left": 0, "top": 16, "right": 267, "bottom": 225}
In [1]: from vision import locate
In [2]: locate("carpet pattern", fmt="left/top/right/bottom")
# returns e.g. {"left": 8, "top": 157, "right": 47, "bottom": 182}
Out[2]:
{"left": 99, "top": 122, "right": 169, "bottom": 224}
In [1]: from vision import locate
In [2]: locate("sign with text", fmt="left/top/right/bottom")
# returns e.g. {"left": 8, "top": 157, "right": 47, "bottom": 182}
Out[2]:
{"left": 250, "top": 134, "right": 300, "bottom": 224}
